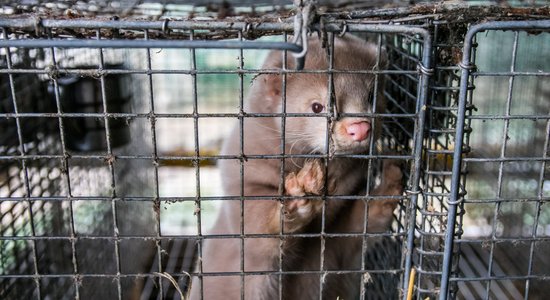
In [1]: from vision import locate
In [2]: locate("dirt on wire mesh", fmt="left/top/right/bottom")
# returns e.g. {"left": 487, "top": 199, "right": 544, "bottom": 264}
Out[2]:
{"left": 1, "top": 3, "right": 548, "bottom": 41}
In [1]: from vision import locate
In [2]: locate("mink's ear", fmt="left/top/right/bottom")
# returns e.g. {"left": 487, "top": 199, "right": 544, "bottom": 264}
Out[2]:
{"left": 262, "top": 73, "right": 282, "bottom": 103}
{"left": 259, "top": 50, "right": 295, "bottom": 104}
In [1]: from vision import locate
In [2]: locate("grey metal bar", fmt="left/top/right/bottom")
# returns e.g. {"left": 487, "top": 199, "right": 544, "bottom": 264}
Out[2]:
{"left": 319, "top": 31, "right": 335, "bottom": 300}
{"left": 489, "top": 30, "right": 520, "bottom": 300}
{"left": 1, "top": 268, "right": 404, "bottom": 281}
{"left": 95, "top": 28, "right": 124, "bottom": 300}
{"left": 0, "top": 112, "right": 417, "bottom": 119}
{"left": 439, "top": 19, "right": 550, "bottom": 300}
{"left": 2, "top": 28, "right": 42, "bottom": 300}
{"left": 0, "top": 195, "right": 406, "bottom": 204}
{"left": 0, "top": 39, "right": 304, "bottom": 51}
{"left": 45, "top": 28, "right": 81, "bottom": 299}
{"left": 65, "top": 140, "right": 80, "bottom": 298}
{"left": 0, "top": 21, "right": 434, "bottom": 50}
{"left": 0, "top": 68, "right": 417, "bottom": 75}
{"left": 400, "top": 27, "right": 433, "bottom": 300}
{"left": 359, "top": 32, "right": 384, "bottom": 300}
{"left": 141, "top": 28, "right": 165, "bottom": 299}
{"left": 0, "top": 267, "right": 409, "bottom": 279}
{"left": 237, "top": 30, "right": 245, "bottom": 300}
{"left": 278, "top": 32, "right": 289, "bottom": 300}
{"left": 331, "top": 23, "right": 430, "bottom": 36}
{"left": 471, "top": 71, "right": 550, "bottom": 76}
{"left": 0, "top": 153, "right": 416, "bottom": 161}
{"left": 0, "top": 230, "right": 405, "bottom": 241}
{"left": 0, "top": 18, "right": 296, "bottom": 31}
{"left": 189, "top": 29, "right": 205, "bottom": 300}
{"left": 0, "top": 17, "right": 442, "bottom": 35}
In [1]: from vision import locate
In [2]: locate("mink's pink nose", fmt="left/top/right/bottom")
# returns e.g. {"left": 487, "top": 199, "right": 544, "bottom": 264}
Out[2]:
{"left": 346, "top": 121, "right": 370, "bottom": 142}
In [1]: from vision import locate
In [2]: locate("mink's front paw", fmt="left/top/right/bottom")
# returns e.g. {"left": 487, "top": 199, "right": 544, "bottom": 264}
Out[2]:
{"left": 368, "top": 159, "right": 404, "bottom": 232}
{"left": 380, "top": 159, "right": 403, "bottom": 196}
{"left": 283, "top": 159, "right": 325, "bottom": 232}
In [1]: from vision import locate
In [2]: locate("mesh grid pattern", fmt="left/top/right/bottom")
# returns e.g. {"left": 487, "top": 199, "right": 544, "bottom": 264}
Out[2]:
{"left": 1, "top": 3, "right": 549, "bottom": 300}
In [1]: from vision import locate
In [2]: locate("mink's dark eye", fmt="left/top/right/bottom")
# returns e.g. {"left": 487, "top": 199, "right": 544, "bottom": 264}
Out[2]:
{"left": 311, "top": 102, "right": 324, "bottom": 113}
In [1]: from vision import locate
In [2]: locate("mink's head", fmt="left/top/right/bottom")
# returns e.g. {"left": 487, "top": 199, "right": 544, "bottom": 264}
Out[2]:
{"left": 250, "top": 34, "right": 387, "bottom": 155}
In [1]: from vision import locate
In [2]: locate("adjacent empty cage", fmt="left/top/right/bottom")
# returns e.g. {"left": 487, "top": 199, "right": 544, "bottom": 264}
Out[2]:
{"left": 444, "top": 21, "right": 550, "bottom": 300}
{"left": 1, "top": 1, "right": 549, "bottom": 300}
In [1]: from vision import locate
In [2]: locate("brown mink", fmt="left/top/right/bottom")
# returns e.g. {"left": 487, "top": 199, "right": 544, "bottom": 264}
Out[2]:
{"left": 189, "top": 34, "right": 403, "bottom": 300}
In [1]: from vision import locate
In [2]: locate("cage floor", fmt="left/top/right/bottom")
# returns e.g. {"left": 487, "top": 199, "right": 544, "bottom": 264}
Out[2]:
{"left": 457, "top": 241, "right": 550, "bottom": 299}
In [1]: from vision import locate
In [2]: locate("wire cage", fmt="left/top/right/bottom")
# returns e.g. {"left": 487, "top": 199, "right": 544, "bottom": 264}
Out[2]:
{"left": 0, "top": 1, "right": 549, "bottom": 300}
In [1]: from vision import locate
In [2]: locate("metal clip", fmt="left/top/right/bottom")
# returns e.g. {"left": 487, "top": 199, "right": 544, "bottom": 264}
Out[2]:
{"left": 33, "top": 16, "right": 43, "bottom": 36}
{"left": 458, "top": 61, "right": 476, "bottom": 71}
{"left": 417, "top": 63, "right": 434, "bottom": 76}
{"left": 162, "top": 19, "right": 170, "bottom": 35}
{"left": 339, "top": 21, "right": 348, "bottom": 37}
{"left": 242, "top": 22, "right": 253, "bottom": 39}
{"left": 405, "top": 188, "right": 422, "bottom": 196}
{"left": 292, "top": 0, "right": 316, "bottom": 70}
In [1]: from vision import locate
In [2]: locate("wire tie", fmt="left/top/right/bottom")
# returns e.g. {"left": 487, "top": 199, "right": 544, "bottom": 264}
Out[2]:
{"left": 458, "top": 61, "right": 475, "bottom": 71}
{"left": 417, "top": 63, "right": 434, "bottom": 76}
{"left": 33, "top": 16, "right": 43, "bottom": 36}
{"left": 405, "top": 188, "right": 422, "bottom": 196}
{"left": 446, "top": 197, "right": 464, "bottom": 206}
{"left": 162, "top": 19, "right": 170, "bottom": 35}
{"left": 243, "top": 22, "right": 253, "bottom": 34}
{"left": 339, "top": 21, "right": 348, "bottom": 37}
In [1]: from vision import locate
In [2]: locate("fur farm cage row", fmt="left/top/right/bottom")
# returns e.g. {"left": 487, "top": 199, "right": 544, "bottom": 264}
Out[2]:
{"left": 1, "top": 1, "right": 549, "bottom": 299}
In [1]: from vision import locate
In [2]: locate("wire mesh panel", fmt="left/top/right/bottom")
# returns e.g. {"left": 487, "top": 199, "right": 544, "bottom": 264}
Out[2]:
{"left": 441, "top": 20, "right": 550, "bottom": 300}
{"left": 0, "top": 16, "right": 429, "bottom": 300}
{"left": 0, "top": 38, "right": 161, "bottom": 298}
{"left": 408, "top": 21, "right": 469, "bottom": 299}
{"left": 0, "top": 2, "right": 549, "bottom": 300}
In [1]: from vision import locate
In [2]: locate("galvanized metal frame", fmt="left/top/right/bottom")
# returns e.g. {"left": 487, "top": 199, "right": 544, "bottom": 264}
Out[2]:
{"left": 440, "top": 19, "right": 550, "bottom": 300}
{"left": 0, "top": 16, "right": 432, "bottom": 299}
